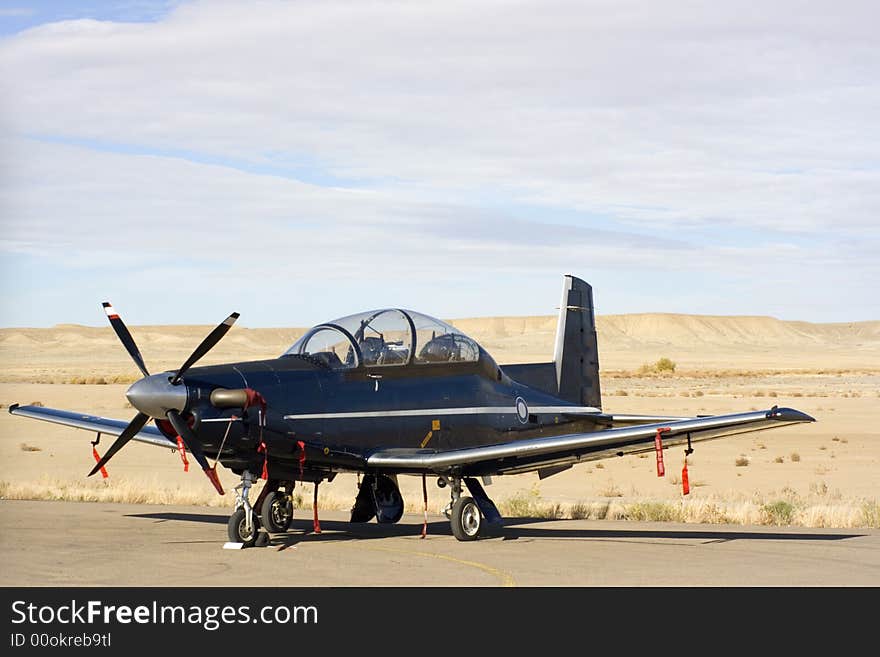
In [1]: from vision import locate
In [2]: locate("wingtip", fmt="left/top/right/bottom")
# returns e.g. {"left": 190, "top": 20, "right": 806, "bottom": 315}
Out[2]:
{"left": 8, "top": 403, "right": 19, "bottom": 414}
{"left": 767, "top": 406, "right": 816, "bottom": 422}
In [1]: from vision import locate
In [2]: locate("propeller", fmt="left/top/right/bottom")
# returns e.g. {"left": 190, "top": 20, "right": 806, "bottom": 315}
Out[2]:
{"left": 170, "top": 312, "right": 239, "bottom": 384}
{"left": 88, "top": 412, "right": 150, "bottom": 476}
{"left": 103, "top": 302, "right": 149, "bottom": 378}
{"left": 89, "top": 302, "right": 238, "bottom": 492}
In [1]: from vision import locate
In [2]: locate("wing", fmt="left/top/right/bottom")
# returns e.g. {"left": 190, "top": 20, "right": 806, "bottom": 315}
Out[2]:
{"left": 366, "top": 406, "right": 815, "bottom": 476}
{"left": 8, "top": 403, "right": 175, "bottom": 449}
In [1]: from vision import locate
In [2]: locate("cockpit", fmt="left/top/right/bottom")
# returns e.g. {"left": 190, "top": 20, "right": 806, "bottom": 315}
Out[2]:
{"left": 282, "top": 309, "right": 483, "bottom": 370}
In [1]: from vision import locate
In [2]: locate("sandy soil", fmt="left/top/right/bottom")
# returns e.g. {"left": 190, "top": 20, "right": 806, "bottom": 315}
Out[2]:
{"left": 1, "top": 314, "right": 877, "bottom": 523}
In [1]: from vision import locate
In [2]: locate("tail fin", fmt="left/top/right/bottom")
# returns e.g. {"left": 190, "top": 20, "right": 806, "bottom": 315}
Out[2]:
{"left": 553, "top": 275, "right": 601, "bottom": 409}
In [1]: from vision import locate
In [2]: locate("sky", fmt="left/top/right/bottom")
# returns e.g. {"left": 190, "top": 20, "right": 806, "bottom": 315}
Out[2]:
{"left": 0, "top": 0, "right": 878, "bottom": 328}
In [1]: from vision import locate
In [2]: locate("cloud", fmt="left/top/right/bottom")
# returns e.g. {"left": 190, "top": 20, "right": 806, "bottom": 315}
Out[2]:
{"left": 0, "top": 1, "right": 878, "bottom": 324}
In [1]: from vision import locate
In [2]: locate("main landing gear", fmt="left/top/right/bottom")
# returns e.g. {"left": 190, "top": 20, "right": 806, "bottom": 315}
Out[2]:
{"left": 441, "top": 476, "right": 502, "bottom": 541}
{"left": 227, "top": 471, "right": 295, "bottom": 547}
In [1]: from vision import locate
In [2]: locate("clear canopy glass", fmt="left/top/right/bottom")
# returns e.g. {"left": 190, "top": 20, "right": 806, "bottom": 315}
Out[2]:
{"left": 283, "top": 309, "right": 480, "bottom": 369}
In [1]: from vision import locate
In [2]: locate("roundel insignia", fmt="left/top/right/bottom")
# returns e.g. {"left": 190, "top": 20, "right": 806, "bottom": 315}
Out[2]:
{"left": 515, "top": 397, "right": 529, "bottom": 424}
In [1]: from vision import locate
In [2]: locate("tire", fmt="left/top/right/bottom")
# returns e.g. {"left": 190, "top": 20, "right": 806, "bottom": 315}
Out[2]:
{"left": 450, "top": 496, "right": 482, "bottom": 541}
{"left": 228, "top": 508, "right": 259, "bottom": 547}
{"left": 260, "top": 491, "right": 293, "bottom": 533}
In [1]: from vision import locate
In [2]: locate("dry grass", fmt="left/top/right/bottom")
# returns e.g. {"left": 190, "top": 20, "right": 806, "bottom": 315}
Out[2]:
{"left": 2, "top": 479, "right": 877, "bottom": 528}
{"left": 0, "top": 477, "right": 349, "bottom": 511}
{"left": 19, "top": 443, "right": 42, "bottom": 452}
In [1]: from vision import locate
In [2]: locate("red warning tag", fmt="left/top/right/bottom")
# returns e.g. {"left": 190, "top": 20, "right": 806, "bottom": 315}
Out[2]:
{"left": 92, "top": 446, "right": 109, "bottom": 479}
{"left": 176, "top": 435, "right": 189, "bottom": 472}
{"left": 654, "top": 427, "right": 670, "bottom": 477}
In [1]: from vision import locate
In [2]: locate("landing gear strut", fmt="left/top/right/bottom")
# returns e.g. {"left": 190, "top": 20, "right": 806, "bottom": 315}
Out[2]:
{"left": 228, "top": 469, "right": 259, "bottom": 546}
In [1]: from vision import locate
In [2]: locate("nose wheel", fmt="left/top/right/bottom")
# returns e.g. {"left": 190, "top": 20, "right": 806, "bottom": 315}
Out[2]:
{"left": 228, "top": 507, "right": 260, "bottom": 546}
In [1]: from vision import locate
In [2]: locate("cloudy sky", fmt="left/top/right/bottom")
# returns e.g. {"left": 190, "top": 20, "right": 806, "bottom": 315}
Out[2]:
{"left": 1, "top": 0, "right": 877, "bottom": 328}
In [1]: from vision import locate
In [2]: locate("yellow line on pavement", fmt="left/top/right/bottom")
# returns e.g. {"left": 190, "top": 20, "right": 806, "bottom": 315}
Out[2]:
{"left": 360, "top": 544, "right": 516, "bottom": 587}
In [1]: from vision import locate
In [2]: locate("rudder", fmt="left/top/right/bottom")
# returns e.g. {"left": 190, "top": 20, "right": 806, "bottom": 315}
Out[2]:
{"left": 553, "top": 275, "right": 601, "bottom": 409}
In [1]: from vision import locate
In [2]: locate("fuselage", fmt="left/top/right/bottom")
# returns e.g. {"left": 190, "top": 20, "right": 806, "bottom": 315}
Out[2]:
{"left": 174, "top": 350, "right": 600, "bottom": 479}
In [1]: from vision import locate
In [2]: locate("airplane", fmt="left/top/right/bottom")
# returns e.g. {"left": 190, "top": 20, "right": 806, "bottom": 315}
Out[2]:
{"left": 8, "top": 275, "right": 815, "bottom": 545}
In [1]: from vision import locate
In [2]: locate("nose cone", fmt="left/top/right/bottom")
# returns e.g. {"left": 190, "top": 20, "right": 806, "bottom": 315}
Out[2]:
{"left": 126, "top": 374, "right": 188, "bottom": 418}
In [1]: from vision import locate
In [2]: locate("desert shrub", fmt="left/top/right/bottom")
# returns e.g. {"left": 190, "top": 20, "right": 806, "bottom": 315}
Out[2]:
{"left": 655, "top": 357, "right": 676, "bottom": 373}
{"left": 599, "top": 482, "right": 623, "bottom": 497}
{"left": 774, "top": 456, "right": 784, "bottom": 463}
{"left": 735, "top": 455, "right": 750, "bottom": 467}
{"left": 569, "top": 502, "right": 590, "bottom": 520}
{"left": 637, "top": 357, "right": 676, "bottom": 375}
{"left": 762, "top": 500, "right": 795, "bottom": 525}
{"left": 499, "top": 490, "right": 538, "bottom": 517}
{"left": 537, "top": 503, "right": 565, "bottom": 519}
{"left": 862, "top": 501, "right": 880, "bottom": 528}
{"left": 790, "top": 452, "right": 801, "bottom": 462}
{"left": 625, "top": 502, "right": 681, "bottom": 522}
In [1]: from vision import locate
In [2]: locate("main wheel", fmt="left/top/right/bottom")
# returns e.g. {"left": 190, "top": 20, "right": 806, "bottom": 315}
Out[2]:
{"left": 261, "top": 491, "right": 293, "bottom": 533}
{"left": 228, "top": 508, "right": 259, "bottom": 547}
{"left": 450, "top": 496, "right": 482, "bottom": 541}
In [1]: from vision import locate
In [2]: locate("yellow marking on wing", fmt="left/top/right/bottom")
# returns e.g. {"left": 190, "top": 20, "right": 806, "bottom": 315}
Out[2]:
{"left": 420, "top": 431, "right": 433, "bottom": 448}
{"left": 432, "top": 419, "right": 441, "bottom": 431}
{"left": 362, "top": 545, "right": 516, "bottom": 587}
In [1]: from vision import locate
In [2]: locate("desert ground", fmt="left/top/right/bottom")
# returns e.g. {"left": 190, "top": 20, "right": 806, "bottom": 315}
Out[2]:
{"left": 1, "top": 314, "right": 878, "bottom": 529}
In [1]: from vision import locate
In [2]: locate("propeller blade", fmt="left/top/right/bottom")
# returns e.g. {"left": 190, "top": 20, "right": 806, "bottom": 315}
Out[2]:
{"left": 170, "top": 312, "right": 239, "bottom": 385}
{"left": 166, "top": 410, "right": 224, "bottom": 495}
{"left": 88, "top": 412, "right": 150, "bottom": 476}
{"left": 102, "top": 302, "right": 149, "bottom": 378}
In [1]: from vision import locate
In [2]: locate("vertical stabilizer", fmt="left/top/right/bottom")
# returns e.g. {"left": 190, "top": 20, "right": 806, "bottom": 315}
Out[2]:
{"left": 553, "top": 275, "right": 601, "bottom": 409}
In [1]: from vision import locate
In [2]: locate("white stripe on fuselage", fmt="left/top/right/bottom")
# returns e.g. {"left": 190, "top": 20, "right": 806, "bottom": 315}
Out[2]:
{"left": 283, "top": 405, "right": 601, "bottom": 420}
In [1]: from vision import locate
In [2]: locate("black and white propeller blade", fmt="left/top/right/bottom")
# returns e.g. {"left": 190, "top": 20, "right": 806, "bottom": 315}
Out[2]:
{"left": 102, "top": 302, "right": 149, "bottom": 377}
{"left": 170, "top": 312, "right": 240, "bottom": 385}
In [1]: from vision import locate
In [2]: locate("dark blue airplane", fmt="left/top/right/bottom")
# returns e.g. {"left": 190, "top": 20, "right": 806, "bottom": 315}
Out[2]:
{"left": 9, "top": 275, "right": 815, "bottom": 544}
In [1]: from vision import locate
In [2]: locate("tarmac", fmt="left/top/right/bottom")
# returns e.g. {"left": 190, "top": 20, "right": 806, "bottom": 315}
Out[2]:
{"left": 2, "top": 499, "right": 878, "bottom": 586}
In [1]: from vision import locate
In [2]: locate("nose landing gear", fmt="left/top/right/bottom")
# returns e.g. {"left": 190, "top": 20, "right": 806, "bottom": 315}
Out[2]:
{"left": 228, "top": 470, "right": 260, "bottom": 546}
{"left": 227, "top": 472, "right": 296, "bottom": 547}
